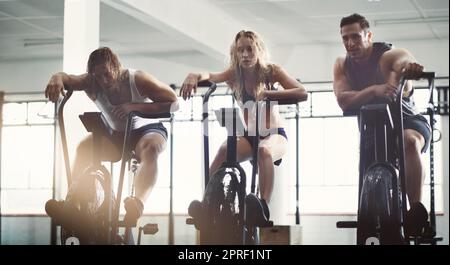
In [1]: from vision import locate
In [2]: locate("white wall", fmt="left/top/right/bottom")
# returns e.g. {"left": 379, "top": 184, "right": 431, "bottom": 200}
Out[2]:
{"left": 276, "top": 39, "right": 450, "bottom": 82}
{"left": 0, "top": 56, "right": 217, "bottom": 94}
{"left": 119, "top": 55, "right": 222, "bottom": 86}
{"left": 1, "top": 39, "right": 447, "bottom": 94}
{"left": 0, "top": 59, "right": 62, "bottom": 93}
{"left": 441, "top": 116, "right": 449, "bottom": 244}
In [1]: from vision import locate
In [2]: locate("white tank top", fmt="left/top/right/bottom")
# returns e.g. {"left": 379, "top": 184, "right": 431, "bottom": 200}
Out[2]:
{"left": 94, "top": 69, "right": 151, "bottom": 131}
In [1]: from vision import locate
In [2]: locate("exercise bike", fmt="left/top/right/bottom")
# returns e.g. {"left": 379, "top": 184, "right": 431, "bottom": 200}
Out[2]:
{"left": 337, "top": 72, "right": 442, "bottom": 245}
{"left": 45, "top": 88, "right": 168, "bottom": 245}
{"left": 187, "top": 82, "right": 297, "bottom": 245}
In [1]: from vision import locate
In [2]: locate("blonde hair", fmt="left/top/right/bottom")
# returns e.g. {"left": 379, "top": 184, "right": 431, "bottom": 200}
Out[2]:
{"left": 227, "top": 30, "right": 274, "bottom": 102}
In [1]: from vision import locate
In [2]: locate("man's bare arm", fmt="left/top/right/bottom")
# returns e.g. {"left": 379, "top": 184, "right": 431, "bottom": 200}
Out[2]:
{"left": 333, "top": 57, "right": 381, "bottom": 111}
{"left": 134, "top": 71, "right": 179, "bottom": 114}
{"left": 380, "top": 48, "right": 423, "bottom": 96}
{"left": 45, "top": 72, "right": 91, "bottom": 102}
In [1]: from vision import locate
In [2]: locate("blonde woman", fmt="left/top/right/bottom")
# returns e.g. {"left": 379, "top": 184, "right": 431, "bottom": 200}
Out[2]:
{"left": 180, "top": 30, "right": 307, "bottom": 224}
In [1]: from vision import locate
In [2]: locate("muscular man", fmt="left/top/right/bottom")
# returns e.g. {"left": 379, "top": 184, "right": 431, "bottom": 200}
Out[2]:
{"left": 333, "top": 14, "right": 431, "bottom": 232}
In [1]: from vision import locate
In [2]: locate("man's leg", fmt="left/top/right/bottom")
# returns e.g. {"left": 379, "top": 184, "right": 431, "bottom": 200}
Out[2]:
{"left": 133, "top": 133, "right": 167, "bottom": 204}
{"left": 403, "top": 129, "right": 426, "bottom": 205}
{"left": 72, "top": 134, "right": 121, "bottom": 182}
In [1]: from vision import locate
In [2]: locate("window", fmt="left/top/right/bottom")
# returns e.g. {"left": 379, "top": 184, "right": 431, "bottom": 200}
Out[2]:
{"left": 1, "top": 81, "right": 445, "bottom": 216}
{"left": 1, "top": 100, "right": 55, "bottom": 214}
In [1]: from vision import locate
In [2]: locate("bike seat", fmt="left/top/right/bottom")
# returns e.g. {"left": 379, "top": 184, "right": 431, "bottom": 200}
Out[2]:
{"left": 360, "top": 103, "right": 394, "bottom": 130}
{"left": 343, "top": 104, "right": 394, "bottom": 129}
{"left": 343, "top": 109, "right": 359, "bottom": 116}
{"left": 79, "top": 112, "right": 114, "bottom": 136}
{"left": 128, "top": 111, "right": 171, "bottom": 120}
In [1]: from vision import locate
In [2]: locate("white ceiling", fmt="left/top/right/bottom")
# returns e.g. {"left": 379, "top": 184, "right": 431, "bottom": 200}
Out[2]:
{"left": 0, "top": 0, "right": 448, "bottom": 62}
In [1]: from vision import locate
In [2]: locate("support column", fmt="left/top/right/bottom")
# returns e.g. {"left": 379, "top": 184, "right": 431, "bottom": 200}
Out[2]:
{"left": 55, "top": 0, "right": 100, "bottom": 199}
{"left": 63, "top": 0, "right": 100, "bottom": 74}
{"left": 441, "top": 116, "right": 449, "bottom": 244}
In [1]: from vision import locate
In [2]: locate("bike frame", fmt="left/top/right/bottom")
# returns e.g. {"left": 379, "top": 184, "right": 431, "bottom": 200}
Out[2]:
{"left": 55, "top": 89, "right": 169, "bottom": 244}
{"left": 357, "top": 72, "right": 435, "bottom": 244}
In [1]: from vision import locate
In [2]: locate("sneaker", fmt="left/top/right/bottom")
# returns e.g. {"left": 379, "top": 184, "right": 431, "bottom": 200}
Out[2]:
{"left": 404, "top": 202, "right": 428, "bottom": 237}
{"left": 45, "top": 199, "right": 65, "bottom": 222}
{"left": 261, "top": 199, "right": 270, "bottom": 220}
{"left": 245, "top": 194, "right": 270, "bottom": 227}
{"left": 123, "top": 197, "right": 144, "bottom": 227}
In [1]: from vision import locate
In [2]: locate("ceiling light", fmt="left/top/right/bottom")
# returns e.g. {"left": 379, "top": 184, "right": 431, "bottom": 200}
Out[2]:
{"left": 23, "top": 38, "right": 63, "bottom": 47}
{"left": 374, "top": 16, "right": 448, "bottom": 26}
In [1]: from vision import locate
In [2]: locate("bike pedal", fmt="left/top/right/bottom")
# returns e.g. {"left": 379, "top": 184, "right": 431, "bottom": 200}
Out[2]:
{"left": 186, "top": 218, "right": 201, "bottom": 230}
{"left": 247, "top": 219, "right": 274, "bottom": 228}
{"left": 45, "top": 199, "right": 65, "bottom": 225}
{"left": 259, "top": 220, "right": 273, "bottom": 227}
{"left": 142, "top": 223, "right": 159, "bottom": 235}
{"left": 422, "top": 223, "right": 437, "bottom": 238}
{"left": 336, "top": 221, "right": 358, "bottom": 228}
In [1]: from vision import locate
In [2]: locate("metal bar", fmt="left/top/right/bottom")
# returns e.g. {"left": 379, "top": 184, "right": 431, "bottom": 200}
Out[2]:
{"left": 50, "top": 102, "right": 57, "bottom": 245}
{"left": 295, "top": 103, "right": 300, "bottom": 225}
{"left": 168, "top": 115, "right": 174, "bottom": 245}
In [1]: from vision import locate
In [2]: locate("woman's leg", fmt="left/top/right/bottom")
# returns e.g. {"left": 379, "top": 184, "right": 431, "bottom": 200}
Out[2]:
{"left": 208, "top": 136, "right": 254, "bottom": 176}
{"left": 257, "top": 134, "right": 288, "bottom": 203}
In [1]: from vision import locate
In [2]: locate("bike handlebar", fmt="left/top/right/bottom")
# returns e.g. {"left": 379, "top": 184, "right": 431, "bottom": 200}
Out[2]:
{"left": 342, "top": 72, "right": 436, "bottom": 117}
{"left": 197, "top": 81, "right": 299, "bottom": 106}
{"left": 264, "top": 98, "right": 300, "bottom": 106}
{"left": 128, "top": 111, "right": 172, "bottom": 120}
{"left": 198, "top": 81, "right": 217, "bottom": 104}
{"left": 57, "top": 88, "right": 74, "bottom": 186}
{"left": 417, "top": 71, "right": 435, "bottom": 80}
{"left": 397, "top": 71, "right": 435, "bottom": 101}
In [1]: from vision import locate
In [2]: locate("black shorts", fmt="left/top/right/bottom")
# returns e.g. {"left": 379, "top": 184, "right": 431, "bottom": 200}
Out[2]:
{"left": 243, "top": 128, "right": 288, "bottom": 166}
{"left": 403, "top": 114, "right": 431, "bottom": 153}
{"left": 361, "top": 113, "right": 431, "bottom": 171}
{"left": 108, "top": 122, "right": 168, "bottom": 151}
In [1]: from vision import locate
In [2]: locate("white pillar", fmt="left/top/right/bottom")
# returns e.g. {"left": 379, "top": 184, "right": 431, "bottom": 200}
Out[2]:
{"left": 441, "top": 116, "right": 449, "bottom": 244}
{"left": 63, "top": 0, "right": 100, "bottom": 74}
{"left": 55, "top": 0, "right": 100, "bottom": 199}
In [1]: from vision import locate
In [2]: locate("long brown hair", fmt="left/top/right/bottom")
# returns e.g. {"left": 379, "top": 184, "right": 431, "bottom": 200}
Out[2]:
{"left": 87, "top": 47, "right": 122, "bottom": 78}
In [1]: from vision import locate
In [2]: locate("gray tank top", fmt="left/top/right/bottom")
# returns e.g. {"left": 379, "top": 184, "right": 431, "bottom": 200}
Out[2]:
{"left": 344, "top": 42, "right": 420, "bottom": 117}
{"left": 94, "top": 69, "right": 150, "bottom": 131}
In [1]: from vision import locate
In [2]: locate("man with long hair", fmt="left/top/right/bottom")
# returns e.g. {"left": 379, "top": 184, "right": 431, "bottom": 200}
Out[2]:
{"left": 45, "top": 47, "right": 178, "bottom": 224}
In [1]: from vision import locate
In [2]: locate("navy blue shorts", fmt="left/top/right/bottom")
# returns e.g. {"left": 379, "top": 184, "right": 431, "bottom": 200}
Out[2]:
{"left": 243, "top": 128, "right": 287, "bottom": 166}
{"left": 361, "top": 113, "right": 431, "bottom": 171}
{"left": 404, "top": 114, "right": 431, "bottom": 153}
{"left": 109, "top": 122, "right": 168, "bottom": 151}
